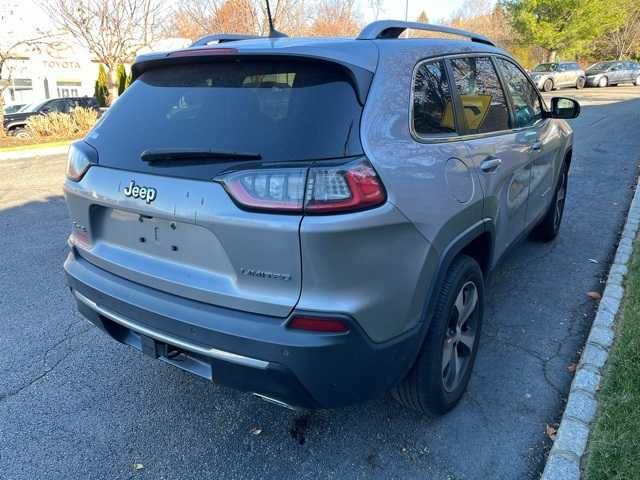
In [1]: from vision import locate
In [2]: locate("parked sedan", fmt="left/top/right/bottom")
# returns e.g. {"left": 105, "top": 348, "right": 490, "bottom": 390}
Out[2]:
{"left": 586, "top": 61, "right": 640, "bottom": 87}
{"left": 529, "top": 62, "right": 586, "bottom": 92}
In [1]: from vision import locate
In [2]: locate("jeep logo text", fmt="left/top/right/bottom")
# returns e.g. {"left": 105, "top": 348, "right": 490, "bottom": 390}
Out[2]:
{"left": 123, "top": 180, "right": 157, "bottom": 204}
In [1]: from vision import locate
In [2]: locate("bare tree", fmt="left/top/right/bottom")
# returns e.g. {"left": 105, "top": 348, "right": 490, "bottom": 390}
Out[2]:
{"left": 369, "top": 0, "right": 383, "bottom": 21}
{"left": 167, "top": 0, "right": 306, "bottom": 40}
{"left": 0, "top": 33, "right": 61, "bottom": 135}
{"left": 40, "top": 0, "right": 166, "bottom": 104}
{"left": 447, "top": 0, "right": 513, "bottom": 49}
{"left": 608, "top": 2, "right": 640, "bottom": 59}
{"left": 308, "top": 0, "right": 360, "bottom": 37}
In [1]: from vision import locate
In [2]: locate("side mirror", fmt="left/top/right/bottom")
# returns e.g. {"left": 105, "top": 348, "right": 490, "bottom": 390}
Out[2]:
{"left": 40, "top": 107, "right": 51, "bottom": 114}
{"left": 549, "top": 97, "right": 580, "bottom": 119}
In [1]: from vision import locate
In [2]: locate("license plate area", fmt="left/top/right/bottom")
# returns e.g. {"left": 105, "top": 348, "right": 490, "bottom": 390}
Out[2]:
{"left": 91, "top": 207, "right": 224, "bottom": 271}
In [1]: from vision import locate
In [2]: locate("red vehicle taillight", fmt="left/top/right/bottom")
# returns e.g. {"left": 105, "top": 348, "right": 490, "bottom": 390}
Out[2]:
{"left": 217, "top": 158, "right": 386, "bottom": 214}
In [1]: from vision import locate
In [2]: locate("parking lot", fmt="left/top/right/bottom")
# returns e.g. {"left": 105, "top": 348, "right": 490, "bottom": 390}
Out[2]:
{"left": 1, "top": 85, "right": 639, "bottom": 480}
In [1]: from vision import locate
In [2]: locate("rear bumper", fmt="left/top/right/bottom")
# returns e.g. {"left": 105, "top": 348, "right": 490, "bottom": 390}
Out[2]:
{"left": 64, "top": 248, "right": 423, "bottom": 409}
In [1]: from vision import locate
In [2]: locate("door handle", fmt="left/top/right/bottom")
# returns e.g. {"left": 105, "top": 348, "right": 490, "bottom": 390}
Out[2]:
{"left": 531, "top": 142, "right": 543, "bottom": 152}
{"left": 480, "top": 157, "right": 502, "bottom": 172}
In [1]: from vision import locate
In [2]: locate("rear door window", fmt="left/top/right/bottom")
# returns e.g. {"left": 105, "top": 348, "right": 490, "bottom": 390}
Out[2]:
{"left": 449, "top": 56, "right": 511, "bottom": 134}
{"left": 412, "top": 60, "right": 457, "bottom": 137}
{"left": 496, "top": 58, "right": 542, "bottom": 129}
{"left": 87, "top": 59, "right": 365, "bottom": 180}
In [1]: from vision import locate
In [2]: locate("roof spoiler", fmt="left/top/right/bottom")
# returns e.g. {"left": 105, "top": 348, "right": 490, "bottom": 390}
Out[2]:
{"left": 357, "top": 20, "right": 495, "bottom": 47}
{"left": 191, "top": 34, "right": 264, "bottom": 47}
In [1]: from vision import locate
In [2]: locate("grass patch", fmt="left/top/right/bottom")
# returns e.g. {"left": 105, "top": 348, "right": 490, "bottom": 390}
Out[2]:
{"left": 0, "top": 136, "right": 77, "bottom": 150}
{"left": 584, "top": 239, "right": 640, "bottom": 480}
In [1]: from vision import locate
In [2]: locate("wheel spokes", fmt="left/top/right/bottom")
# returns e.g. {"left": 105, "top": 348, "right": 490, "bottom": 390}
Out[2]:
{"left": 442, "top": 280, "right": 479, "bottom": 392}
{"left": 459, "top": 330, "right": 475, "bottom": 351}
{"left": 454, "top": 282, "right": 478, "bottom": 329}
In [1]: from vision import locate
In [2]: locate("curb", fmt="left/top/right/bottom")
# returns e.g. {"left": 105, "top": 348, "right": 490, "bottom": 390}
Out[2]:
{"left": 0, "top": 142, "right": 71, "bottom": 161}
{"left": 541, "top": 177, "right": 640, "bottom": 480}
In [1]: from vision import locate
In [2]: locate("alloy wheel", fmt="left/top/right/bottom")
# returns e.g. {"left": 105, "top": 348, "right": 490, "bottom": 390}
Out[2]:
{"left": 599, "top": 76, "right": 608, "bottom": 88}
{"left": 442, "top": 281, "right": 479, "bottom": 393}
{"left": 554, "top": 169, "right": 567, "bottom": 231}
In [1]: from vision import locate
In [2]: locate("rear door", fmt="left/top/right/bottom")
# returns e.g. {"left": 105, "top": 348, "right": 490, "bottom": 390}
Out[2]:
{"left": 449, "top": 55, "right": 532, "bottom": 260}
{"left": 71, "top": 58, "right": 367, "bottom": 317}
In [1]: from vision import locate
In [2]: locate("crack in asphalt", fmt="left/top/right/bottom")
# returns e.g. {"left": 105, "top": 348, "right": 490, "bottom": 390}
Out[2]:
{"left": 0, "top": 320, "right": 92, "bottom": 403}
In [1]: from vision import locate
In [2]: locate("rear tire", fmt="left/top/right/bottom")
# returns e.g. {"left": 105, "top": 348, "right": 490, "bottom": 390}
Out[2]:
{"left": 532, "top": 161, "right": 569, "bottom": 242}
{"left": 576, "top": 77, "right": 585, "bottom": 89}
{"left": 543, "top": 79, "right": 554, "bottom": 92}
{"left": 392, "top": 255, "right": 484, "bottom": 415}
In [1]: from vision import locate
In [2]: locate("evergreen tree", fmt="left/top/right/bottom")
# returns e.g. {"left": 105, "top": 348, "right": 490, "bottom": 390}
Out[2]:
{"left": 94, "top": 64, "right": 109, "bottom": 107}
{"left": 116, "top": 64, "right": 128, "bottom": 96}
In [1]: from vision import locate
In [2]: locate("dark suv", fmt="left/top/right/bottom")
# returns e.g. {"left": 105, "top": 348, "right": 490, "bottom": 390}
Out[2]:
{"left": 63, "top": 21, "right": 579, "bottom": 414}
{"left": 3, "top": 97, "right": 99, "bottom": 138}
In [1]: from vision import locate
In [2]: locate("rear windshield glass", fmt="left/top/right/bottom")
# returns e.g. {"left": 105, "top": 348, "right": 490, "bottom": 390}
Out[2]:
{"left": 87, "top": 59, "right": 364, "bottom": 178}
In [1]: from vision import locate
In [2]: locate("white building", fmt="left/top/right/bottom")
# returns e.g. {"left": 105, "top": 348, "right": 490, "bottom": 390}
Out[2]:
{"left": 1, "top": 1, "right": 190, "bottom": 108}
{"left": 1, "top": 0, "right": 99, "bottom": 107}
{"left": 2, "top": 44, "right": 99, "bottom": 106}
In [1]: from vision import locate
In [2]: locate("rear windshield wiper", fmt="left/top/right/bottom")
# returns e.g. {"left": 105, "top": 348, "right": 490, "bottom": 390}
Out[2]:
{"left": 141, "top": 149, "right": 261, "bottom": 165}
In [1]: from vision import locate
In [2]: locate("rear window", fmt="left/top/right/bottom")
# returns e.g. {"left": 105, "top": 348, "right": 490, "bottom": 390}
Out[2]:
{"left": 87, "top": 59, "right": 364, "bottom": 179}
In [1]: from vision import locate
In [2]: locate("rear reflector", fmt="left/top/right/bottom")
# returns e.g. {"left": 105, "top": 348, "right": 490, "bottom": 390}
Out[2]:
{"left": 288, "top": 316, "right": 350, "bottom": 333}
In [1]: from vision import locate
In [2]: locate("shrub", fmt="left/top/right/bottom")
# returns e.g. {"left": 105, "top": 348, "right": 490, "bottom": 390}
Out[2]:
{"left": 26, "top": 107, "right": 98, "bottom": 138}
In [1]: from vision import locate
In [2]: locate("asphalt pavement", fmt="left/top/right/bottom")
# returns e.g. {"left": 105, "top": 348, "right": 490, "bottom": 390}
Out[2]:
{"left": 1, "top": 86, "right": 639, "bottom": 480}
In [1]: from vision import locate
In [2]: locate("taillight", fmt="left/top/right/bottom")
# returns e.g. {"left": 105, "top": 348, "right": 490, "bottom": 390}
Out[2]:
{"left": 217, "top": 158, "right": 386, "bottom": 214}
{"left": 66, "top": 141, "right": 98, "bottom": 182}
{"left": 288, "top": 315, "right": 350, "bottom": 333}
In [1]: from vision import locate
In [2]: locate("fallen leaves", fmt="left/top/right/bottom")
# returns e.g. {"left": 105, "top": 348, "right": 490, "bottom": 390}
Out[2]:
{"left": 587, "top": 291, "right": 602, "bottom": 300}
{"left": 546, "top": 424, "right": 558, "bottom": 440}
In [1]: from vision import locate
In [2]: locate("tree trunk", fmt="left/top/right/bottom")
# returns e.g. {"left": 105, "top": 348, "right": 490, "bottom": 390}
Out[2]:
{"left": 106, "top": 66, "right": 119, "bottom": 106}
{"left": 548, "top": 49, "right": 558, "bottom": 63}
{"left": 0, "top": 89, "right": 5, "bottom": 138}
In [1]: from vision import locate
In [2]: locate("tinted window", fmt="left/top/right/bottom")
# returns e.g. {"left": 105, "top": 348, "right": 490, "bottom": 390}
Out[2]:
{"left": 412, "top": 60, "right": 456, "bottom": 136}
{"left": 497, "top": 59, "right": 542, "bottom": 128}
{"left": 45, "top": 100, "right": 69, "bottom": 113}
{"left": 450, "top": 57, "right": 511, "bottom": 134}
{"left": 87, "top": 59, "right": 365, "bottom": 180}
{"left": 533, "top": 63, "right": 558, "bottom": 72}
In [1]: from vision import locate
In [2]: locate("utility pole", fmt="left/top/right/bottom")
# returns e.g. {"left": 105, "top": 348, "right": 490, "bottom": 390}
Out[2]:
{"left": 404, "top": 0, "right": 410, "bottom": 38}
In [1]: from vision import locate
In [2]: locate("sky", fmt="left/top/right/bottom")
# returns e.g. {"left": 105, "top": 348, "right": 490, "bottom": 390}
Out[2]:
{"left": 4, "top": 0, "right": 472, "bottom": 39}
{"left": 358, "top": 0, "right": 471, "bottom": 24}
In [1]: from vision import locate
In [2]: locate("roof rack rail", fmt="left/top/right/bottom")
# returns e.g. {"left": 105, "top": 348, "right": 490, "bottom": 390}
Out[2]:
{"left": 191, "top": 34, "right": 265, "bottom": 47}
{"left": 356, "top": 20, "right": 495, "bottom": 47}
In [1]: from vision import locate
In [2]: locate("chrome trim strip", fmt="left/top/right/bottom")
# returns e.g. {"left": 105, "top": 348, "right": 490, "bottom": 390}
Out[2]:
{"left": 252, "top": 393, "right": 300, "bottom": 411}
{"left": 73, "top": 290, "right": 270, "bottom": 370}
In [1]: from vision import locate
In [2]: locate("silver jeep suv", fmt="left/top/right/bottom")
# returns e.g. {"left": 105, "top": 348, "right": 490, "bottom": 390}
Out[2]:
{"left": 63, "top": 21, "right": 579, "bottom": 414}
